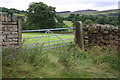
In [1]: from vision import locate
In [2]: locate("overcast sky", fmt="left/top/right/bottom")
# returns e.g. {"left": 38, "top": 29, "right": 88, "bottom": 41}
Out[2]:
{"left": 0, "top": 0, "right": 119, "bottom": 12}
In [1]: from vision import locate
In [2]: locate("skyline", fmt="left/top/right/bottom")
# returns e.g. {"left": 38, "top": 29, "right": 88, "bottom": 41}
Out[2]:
{"left": 0, "top": 0, "right": 119, "bottom": 12}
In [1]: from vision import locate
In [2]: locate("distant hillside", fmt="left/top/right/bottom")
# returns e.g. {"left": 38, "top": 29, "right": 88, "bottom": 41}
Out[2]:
{"left": 99, "top": 9, "right": 118, "bottom": 13}
{"left": 1, "top": 7, "right": 119, "bottom": 18}
{"left": 73, "top": 9, "right": 98, "bottom": 13}
{"left": 57, "top": 9, "right": 119, "bottom": 17}
{"left": 57, "top": 11, "right": 71, "bottom": 14}
{"left": 56, "top": 10, "right": 97, "bottom": 13}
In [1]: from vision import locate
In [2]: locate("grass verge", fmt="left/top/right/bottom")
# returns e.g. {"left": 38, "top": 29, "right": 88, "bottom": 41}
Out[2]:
{"left": 2, "top": 43, "right": 119, "bottom": 78}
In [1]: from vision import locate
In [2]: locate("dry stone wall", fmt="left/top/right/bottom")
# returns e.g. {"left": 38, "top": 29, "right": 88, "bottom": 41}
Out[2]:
{"left": 0, "top": 14, "right": 21, "bottom": 48}
{"left": 84, "top": 24, "right": 119, "bottom": 48}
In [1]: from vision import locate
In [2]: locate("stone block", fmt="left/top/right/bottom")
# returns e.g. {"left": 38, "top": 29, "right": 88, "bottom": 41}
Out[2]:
{"left": 7, "top": 35, "right": 18, "bottom": 38}
{"left": 0, "top": 31, "right": 2, "bottom": 33}
{"left": 9, "top": 28, "right": 18, "bottom": 32}
{"left": 0, "top": 42, "right": 2, "bottom": 46}
{"left": 8, "top": 39, "right": 12, "bottom": 42}
{"left": 13, "top": 28, "right": 18, "bottom": 31}
{"left": 7, "top": 35, "right": 14, "bottom": 39}
{"left": 13, "top": 39, "right": 18, "bottom": 42}
{"left": 2, "top": 32, "right": 10, "bottom": 35}
{"left": 2, "top": 42, "right": 18, "bottom": 46}
{"left": 0, "top": 37, "right": 3, "bottom": 42}
{"left": 2, "top": 35, "right": 6, "bottom": 40}
{"left": 2, "top": 27, "right": 7, "bottom": 31}
{"left": 11, "top": 32, "right": 18, "bottom": 35}
{"left": 0, "top": 36, "right": 2, "bottom": 40}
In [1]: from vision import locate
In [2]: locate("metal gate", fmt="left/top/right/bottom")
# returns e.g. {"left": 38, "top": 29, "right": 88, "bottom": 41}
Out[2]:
{"left": 22, "top": 28, "right": 75, "bottom": 49}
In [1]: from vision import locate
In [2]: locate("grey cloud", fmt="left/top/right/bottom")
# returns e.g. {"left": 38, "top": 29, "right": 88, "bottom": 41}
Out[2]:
{"left": 92, "top": 2, "right": 118, "bottom": 7}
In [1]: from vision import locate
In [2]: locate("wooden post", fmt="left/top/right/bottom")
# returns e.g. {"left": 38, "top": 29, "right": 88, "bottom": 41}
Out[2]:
{"left": 75, "top": 21, "right": 84, "bottom": 50}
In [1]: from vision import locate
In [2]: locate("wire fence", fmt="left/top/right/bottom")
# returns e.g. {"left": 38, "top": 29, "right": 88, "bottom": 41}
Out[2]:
{"left": 22, "top": 28, "right": 75, "bottom": 49}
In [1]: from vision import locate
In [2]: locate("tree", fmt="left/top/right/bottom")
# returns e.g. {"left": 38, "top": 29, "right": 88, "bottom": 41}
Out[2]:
{"left": 26, "top": 2, "right": 56, "bottom": 29}
{"left": 55, "top": 15, "right": 65, "bottom": 28}
{"left": 111, "top": 21, "right": 117, "bottom": 26}
{"left": 67, "top": 14, "right": 76, "bottom": 21}
{"left": 96, "top": 16, "right": 105, "bottom": 24}
{"left": 84, "top": 19, "right": 93, "bottom": 25}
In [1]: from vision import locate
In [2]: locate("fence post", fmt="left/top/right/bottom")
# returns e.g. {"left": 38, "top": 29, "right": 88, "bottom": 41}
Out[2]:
{"left": 17, "top": 19, "right": 22, "bottom": 46}
{"left": 75, "top": 21, "right": 84, "bottom": 50}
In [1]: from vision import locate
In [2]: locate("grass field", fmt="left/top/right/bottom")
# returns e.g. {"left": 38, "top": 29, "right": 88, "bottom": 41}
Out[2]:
{"left": 63, "top": 21, "right": 73, "bottom": 27}
{"left": 22, "top": 33, "right": 74, "bottom": 48}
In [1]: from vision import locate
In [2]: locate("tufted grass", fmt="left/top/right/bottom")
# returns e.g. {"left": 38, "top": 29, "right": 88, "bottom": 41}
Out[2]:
{"left": 2, "top": 43, "right": 119, "bottom": 78}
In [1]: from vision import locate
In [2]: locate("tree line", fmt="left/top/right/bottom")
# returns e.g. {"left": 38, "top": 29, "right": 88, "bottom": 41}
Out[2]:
{"left": 1, "top": 2, "right": 119, "bottom": 30}
{"left": 0, "top": 7, "right": 26, "bottom": 14}
{"left": 63, "top": 14, "right": 119, "bottom": 26}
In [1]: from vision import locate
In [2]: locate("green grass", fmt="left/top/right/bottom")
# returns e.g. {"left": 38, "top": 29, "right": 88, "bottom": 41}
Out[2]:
{"left": 22, "top": 33, "right": 74, "bottom": 48}
{"left": 2, "top": 44, "right": 119, "bottom": 78}
{"left": 63, "top": 21, "right": 73, "bottom": 27}
{"left": 2, "top": 30, "right": 119, "bottom": 78}
{"left": 14, "top": 13, "right": 25, "bottom": 17}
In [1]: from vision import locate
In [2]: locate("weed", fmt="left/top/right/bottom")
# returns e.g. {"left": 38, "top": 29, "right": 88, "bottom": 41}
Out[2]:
{"left": 2, "top": 44, "right": 119, "bottom": 78}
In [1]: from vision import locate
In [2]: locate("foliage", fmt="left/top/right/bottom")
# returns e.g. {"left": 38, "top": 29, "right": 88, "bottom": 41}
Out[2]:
{"left": 24, "top": 2, "right": 66, "bottom": 30}
{"left": 58, "top": 9, "right": 118, "bottom": 18}
{"left": 64, "top": 14, "right": 119, "bottom": 26}
{"left": 0, "top": 7, "right": 26, "bottom": 14}
{"left": 2, "top": 44, "right": 119, "bottom": 78}
{"left": 21, "top": 19, "right": 27, "bottom": 30}
{"left": 55, "top": 15, "right": 66, "bottom": 28}
{"left": 26, "top": 2, "right": 57, "bottom": 30}
{"left": 84, "top": 19, "right": 93, "bottom": 25}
